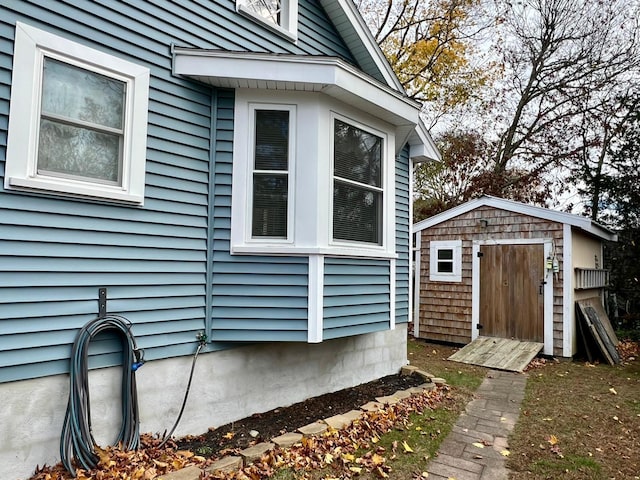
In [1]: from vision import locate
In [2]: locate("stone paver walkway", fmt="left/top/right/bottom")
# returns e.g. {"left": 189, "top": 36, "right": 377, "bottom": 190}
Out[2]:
{"left": 426, "top": 370, "right": 528, "bottom": 480}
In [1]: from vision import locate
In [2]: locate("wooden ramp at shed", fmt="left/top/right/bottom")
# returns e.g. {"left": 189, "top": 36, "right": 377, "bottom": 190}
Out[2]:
{"left": 448, "top": 336, "right": 544, "bottom": 372}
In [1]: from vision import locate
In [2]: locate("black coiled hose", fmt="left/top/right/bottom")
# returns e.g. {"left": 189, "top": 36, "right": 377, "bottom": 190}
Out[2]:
{"left": 60, "top": 315, "right": 143, "bottom": 476}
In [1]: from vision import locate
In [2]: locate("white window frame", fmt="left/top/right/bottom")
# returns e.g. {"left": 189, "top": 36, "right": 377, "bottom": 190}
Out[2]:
{"left": 236, "top": 0, "right": 298, "bottom": 42}
{"left": 429, "top": 239, "right": 462, "bottom": 282}
{"left": 247, "top": 103, "right": 296, "bottom": 244}
{"left": 4, "top": 22, "right": 150, "bottom": 205}
{"left": 231, "top": 90, "right": 396, "bottom": 259}
{"left": 330, "top": 112, "right": 388, "bottom": 249}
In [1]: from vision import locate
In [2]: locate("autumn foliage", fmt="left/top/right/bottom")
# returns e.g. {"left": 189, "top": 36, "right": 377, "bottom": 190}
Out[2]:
{"left": 29, "top": 386, "right": 450, "bottom": 480}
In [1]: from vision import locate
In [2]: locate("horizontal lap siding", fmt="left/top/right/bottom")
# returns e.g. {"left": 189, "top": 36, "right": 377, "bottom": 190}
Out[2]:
{"left": 395, "top": 146, "right": 410, "bottom": 323}
{"left": 323, "top": 258, "right": 390, "bottom": 340}
{"left": 209, "top": 89, "right": 309, "bottom": 343}
{"left": 418, "top": 206, "right": 564, "bottom": 353}
{"left": 0, "top": 1, "right": 219, "bottom": 383}
{"left": 0, "top": 0, "right": 371, "bottom": 382}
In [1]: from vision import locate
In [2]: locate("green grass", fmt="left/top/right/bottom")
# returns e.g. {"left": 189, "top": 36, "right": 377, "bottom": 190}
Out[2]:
{"left": 271, "top": 338, "right": 487, "bottom": 480}
{"left": 530, "top": 454, "right": 602, "bottom": 478}
{"left": 507, "top": 358, "right": 640, "bottom": 479}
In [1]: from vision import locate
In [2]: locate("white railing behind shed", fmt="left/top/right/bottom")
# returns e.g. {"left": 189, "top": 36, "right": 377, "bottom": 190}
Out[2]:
{"left": 575, "top": 268, "right": 610, "bottom": 290}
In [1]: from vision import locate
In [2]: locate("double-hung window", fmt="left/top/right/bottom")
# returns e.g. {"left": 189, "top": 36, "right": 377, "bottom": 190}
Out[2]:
{"left": 251, "top": 108, "right": 292, "bottom": 239}
{"left": 332, "top": 118, "right": 383, "bottom": 246}
{"left": 236, "top": 0, "right": 298, "bottom": 40}
{"left": 5, "top": 23, "right": 149, "bottom": 204}
{"left": 231, "top": 90, "right": 395, "bottom": 258}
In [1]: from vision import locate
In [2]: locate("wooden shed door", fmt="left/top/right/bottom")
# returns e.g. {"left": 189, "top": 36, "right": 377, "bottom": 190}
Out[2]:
{"left": 479, "top": 244, "right": 544, "bottom": 342}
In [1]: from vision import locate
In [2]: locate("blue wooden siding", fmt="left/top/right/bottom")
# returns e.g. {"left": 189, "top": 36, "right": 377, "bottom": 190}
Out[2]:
{"left": 0, "top": 0, "right": 357, "bottom": 383}
{"left": 209, "top": 89, "right": 309, "bottom": 343}
{"left": 323, "top": 257, "right": 391, "bottom": 340}
{"left": 395, "top": 146, "right": 411, "bottom": 324}
{"left": 0, "top": 0, "right": 408, "bottom": 383}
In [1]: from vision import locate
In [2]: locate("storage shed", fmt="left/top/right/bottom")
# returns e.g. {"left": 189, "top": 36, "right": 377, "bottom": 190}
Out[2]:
{"left": 412, "top": 196, "right": 617, "bottom": 358}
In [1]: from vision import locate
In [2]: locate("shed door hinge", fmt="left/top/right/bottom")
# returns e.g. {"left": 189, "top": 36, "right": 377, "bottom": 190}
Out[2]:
{"left": 477, "top": 324, "right": 483, "bottom": 329}
{"left": 477, "top": 251, "right": 484, "bottom": 257}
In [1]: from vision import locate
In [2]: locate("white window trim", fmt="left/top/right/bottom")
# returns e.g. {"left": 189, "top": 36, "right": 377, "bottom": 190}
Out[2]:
{"left": 429, "top": 240, "right": 462, "bottom": 282}
{"left": 246, "top": 103, "right": 296, "bottom": 244}
{"left": 231, "top": 89, "right": 397, "bottom": 259}
{"left": 236, "top": 0, "right": 298, "bottom": 42}
{"left": 5, "top": 22, "right": 150, "bottom": 205}
{"left": 329, "top": 111, "right": 391, "bottom": 252}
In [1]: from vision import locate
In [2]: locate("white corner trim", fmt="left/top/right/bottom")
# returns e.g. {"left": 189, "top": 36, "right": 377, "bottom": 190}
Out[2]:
{"left": 471, "top": 242, "right": 480, "bottom": 341}
{"left": 562, "top": 224, "right": 573, "bottom": 357}
{"left": 308, "top": 255, "right": 324, "bottom": 343}
{"left": 413, "top": 233, "right": 421, "bottom": 338}
{"left": 389, "top": 258, "right": 396, "bottom": 330}
{"left": 543, "top": 241, "right": 554, "bottom": 356}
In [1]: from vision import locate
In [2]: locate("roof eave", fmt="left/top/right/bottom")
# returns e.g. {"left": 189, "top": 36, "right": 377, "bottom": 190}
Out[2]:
{"left": 413, "top": 195, "right": 617, "bottom": 242}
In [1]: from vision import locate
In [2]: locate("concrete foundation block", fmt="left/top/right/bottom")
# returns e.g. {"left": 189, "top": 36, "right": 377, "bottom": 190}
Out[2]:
{"left": 342, "top": 409, "right": 363, "bottom": 423}
{"left": 393, "top": 389, "right": 412, "bottom": 399}
{"left": 401, "top": 365, "right": 420, "bottom": 375}
{"left": 324, "top": 414, "right": 349, "bottom": 430}
{"left": 206, "top": 456, "right": 243, "bottom": 474}
{"left": 415, "top": 370, "right": 435, "bottom": 381}
{"left": 239, "top": 442, "right": 275, "bottom": 464}
{"left": 272, "top": 432, "right": 303, "bottom": 448}
{"left": 157, "top": 466, "right": 204, "bottom": 480}
{"left": 360, "top": 401, "right": 384, "bottom": 412}
{"left": 298, "top": 421, "right": 328, "bottom": 437}
{"left": 375, "top": 394, "right": 400, "bottom": 405}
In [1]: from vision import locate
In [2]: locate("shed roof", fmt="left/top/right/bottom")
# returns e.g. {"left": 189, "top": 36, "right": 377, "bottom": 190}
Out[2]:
{"left": 412, "top": 195, "right": 617, "bottom": 242}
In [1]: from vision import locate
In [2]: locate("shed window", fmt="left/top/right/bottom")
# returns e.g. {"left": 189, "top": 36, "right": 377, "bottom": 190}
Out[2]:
{"left": 430, "top": 240, "right": 462, "bottom": 282}
{"left": 4, "top": 22, "right": 149, "bottom": 204}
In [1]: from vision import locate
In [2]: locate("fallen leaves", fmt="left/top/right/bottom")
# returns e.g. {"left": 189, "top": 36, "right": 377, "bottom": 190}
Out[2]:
{"left": 30, "top": 436, "right": 209, "bottom": 480}
{"left": 29, "top": 385, "right": 452, "bottom": 480}
{"left": 402, "top": 441, "right": 414, "bottom": 453}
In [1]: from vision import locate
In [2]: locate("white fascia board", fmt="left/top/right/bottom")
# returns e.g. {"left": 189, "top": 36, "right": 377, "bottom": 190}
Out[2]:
{"left": 173, "top": 49, "right": 420, "bottom": 126}
{"left": 412, "top": 195, "right": 618, "bottom": 242}
{"left": 408, "top": 118, "right": 441, "bottom": 163}
{"left": 320, "top": 0, "right": 403, "bottom": 91}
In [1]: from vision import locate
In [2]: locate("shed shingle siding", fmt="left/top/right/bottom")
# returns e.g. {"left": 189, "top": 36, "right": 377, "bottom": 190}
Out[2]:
{"left": 418, "top": 206, "right": 565, "bottom": 355}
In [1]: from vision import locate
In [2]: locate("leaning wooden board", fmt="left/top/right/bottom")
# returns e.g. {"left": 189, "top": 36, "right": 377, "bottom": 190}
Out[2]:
{"left": 576, "top": 298, "right": 620, "bottom": 365}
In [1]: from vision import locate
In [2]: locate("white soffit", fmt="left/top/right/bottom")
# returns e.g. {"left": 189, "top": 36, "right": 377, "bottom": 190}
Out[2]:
{"left": 408, "top": 118, "right": 441, "bottom": 163}
{"left": 172, "top": 48, "right": 419, "bottom": 129}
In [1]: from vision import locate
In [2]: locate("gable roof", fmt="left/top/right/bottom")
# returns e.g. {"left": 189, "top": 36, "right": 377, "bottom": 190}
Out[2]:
{"left": 319, "top": 0, "right": 403, "bottom": 91}
{"left": 412, "top": 195, "right": 618, "bottom": 241}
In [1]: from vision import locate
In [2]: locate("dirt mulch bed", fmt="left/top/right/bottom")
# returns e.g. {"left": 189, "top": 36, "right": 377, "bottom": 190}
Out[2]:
{"left": 177, "top": 373, "right": 425, "bottom": 456}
